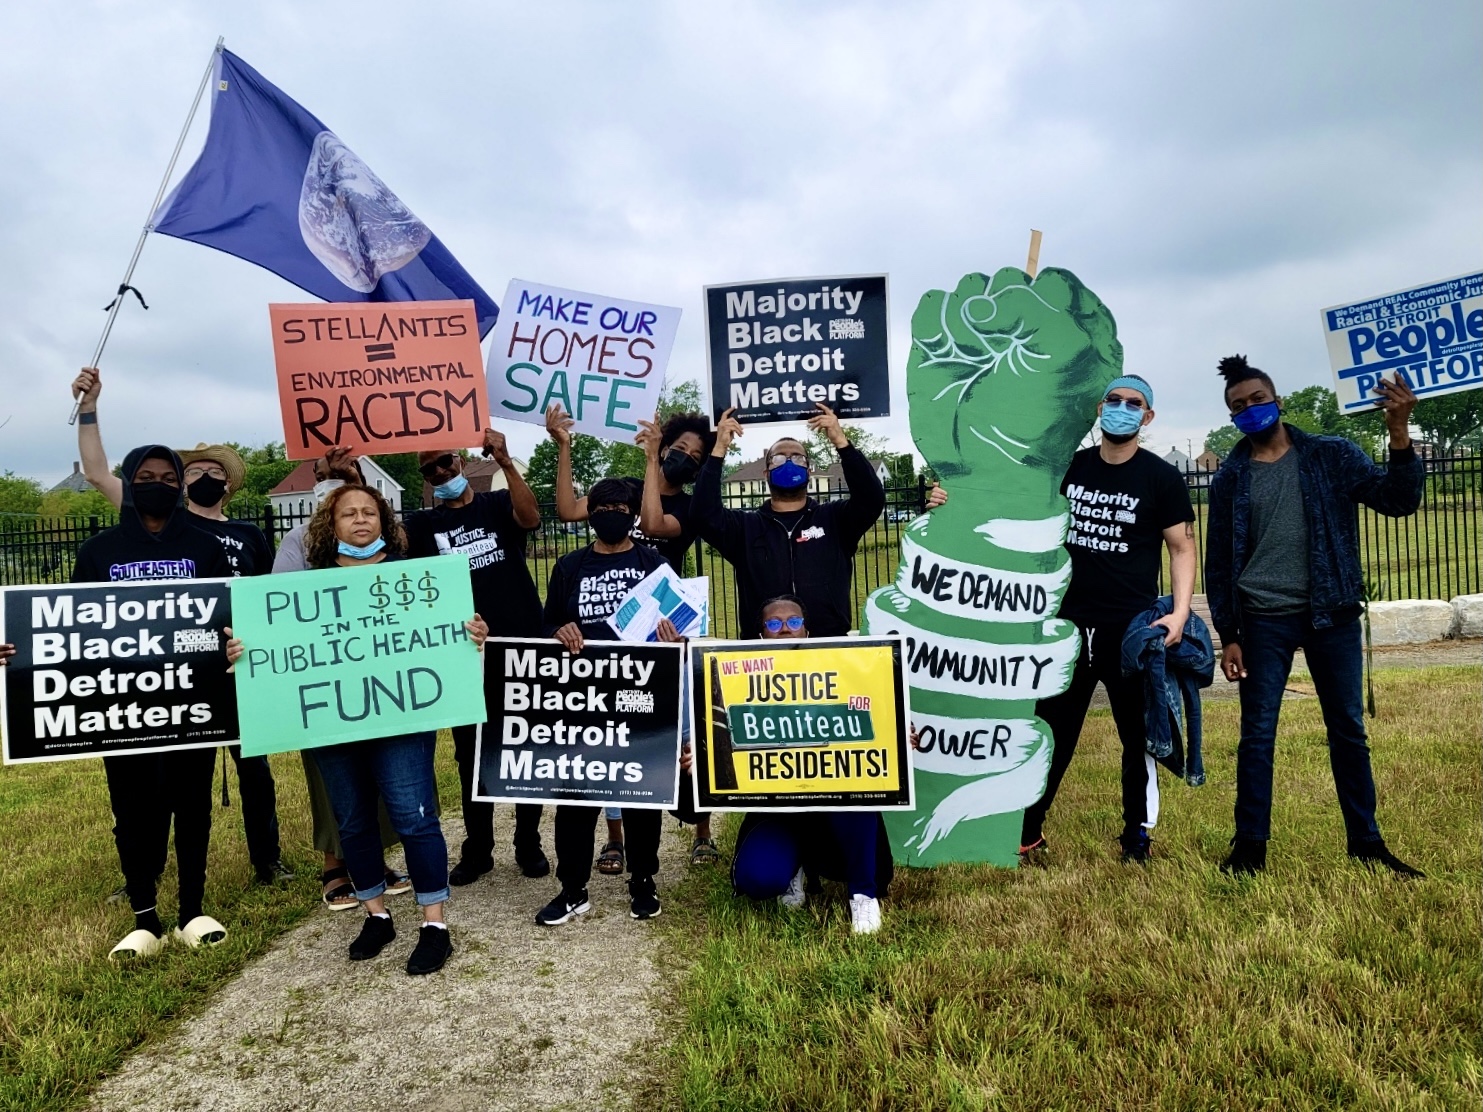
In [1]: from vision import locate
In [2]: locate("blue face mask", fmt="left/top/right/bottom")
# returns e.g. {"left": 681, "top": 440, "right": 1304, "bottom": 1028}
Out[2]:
{"left": 433, "top": 472, "right": 469, "bottom": 501}
{"left": 337, "top": 537, "right": 387, "bottom": 560}
{"left": 1232, "top": 402, "right": 1281, "bottom": 435}
{"left": 1099, "top": 401, "right": 1145, "bottom": 437}
{"left": 769, "top": 460, "right": 809, "bottom": 491}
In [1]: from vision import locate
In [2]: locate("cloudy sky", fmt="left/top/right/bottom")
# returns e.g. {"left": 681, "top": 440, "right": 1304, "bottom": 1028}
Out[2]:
{"left": 2, "top": 0, "right": 1478, "bottom": 487}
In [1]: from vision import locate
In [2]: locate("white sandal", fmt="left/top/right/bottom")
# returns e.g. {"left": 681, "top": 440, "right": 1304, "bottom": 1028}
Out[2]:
{"left": 109, "top": 928, "right": 165, "bottom": 960}
{"left": 174, "top": 915, "right": 229, "bottom": 948}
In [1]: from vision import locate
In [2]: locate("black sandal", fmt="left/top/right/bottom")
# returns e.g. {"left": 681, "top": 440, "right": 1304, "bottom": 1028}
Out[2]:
{"left": 596, "top": 841, "right": 625, "bottom": 876}
{"left": 320, "top": 867, "right": 358, "bottom": 912}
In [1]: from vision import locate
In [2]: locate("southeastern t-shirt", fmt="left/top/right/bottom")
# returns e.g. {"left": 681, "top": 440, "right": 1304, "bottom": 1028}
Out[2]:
{"left": 1058, "top": 447, "right": 1194, "bottom": 626}
{"left": 193, "top": 517, "right": 273, "bottom": 577}
{"left": 404, "top": 491, "right": 542, "bottom": 637}
{"left": 542, "top": 543, "right": 669, "bottom": 642}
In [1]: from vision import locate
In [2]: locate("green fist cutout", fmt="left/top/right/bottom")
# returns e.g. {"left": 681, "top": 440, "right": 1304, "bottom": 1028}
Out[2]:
{"left": 864, "top": 267, "right": 1120, "bottom": 866}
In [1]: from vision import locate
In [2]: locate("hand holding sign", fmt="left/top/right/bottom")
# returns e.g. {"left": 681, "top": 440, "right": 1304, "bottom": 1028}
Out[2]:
{"left": 1373, "top": 372, "right": 1418, "bottom": 447}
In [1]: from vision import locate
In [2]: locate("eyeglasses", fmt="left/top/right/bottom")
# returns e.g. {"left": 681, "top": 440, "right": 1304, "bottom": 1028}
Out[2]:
{"left": 418, "top": 454, "right": 456, "bottom": 478}
{"left": 762, "top": 615, "right": 806, "bottom": 633}
{"left": 183, "top": 466, "right": 228, "bottom": 481}
{"left": 1104, "top": 395, "right": 1145, "bottom": 410}
{"left": 768, "top": 452, "right": 808, "bottom": 467}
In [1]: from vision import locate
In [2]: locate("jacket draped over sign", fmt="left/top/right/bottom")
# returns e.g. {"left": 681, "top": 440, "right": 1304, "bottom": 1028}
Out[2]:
{"left": 1121, "top": 596, "right": 1214, "bottom": 787}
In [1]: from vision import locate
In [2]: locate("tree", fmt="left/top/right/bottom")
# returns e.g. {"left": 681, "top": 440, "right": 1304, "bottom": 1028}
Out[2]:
{"left": 0, "top": 471, "right": 43, "bottom": 514}
{"left": 39, "top": 489, "right": 115, "bottom": 517}
{"left": 807, "top": 423, "right": 894, "bottom": 469}
{"left": 1413, "top": 391, "right": 1483, "bottom": 455}
{"left": 525, "top": 434, "right": 607, "bottom": 503}
{"left": 372, "top": 453, "right": 429, "bottom": 508}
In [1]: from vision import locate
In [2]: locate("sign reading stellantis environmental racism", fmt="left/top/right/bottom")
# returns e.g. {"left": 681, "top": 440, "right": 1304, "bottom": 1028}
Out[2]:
{"left": 229, "top": 555, "right": 484, "bottom": 756}
{"left": 269, "top": 300, "right": 489, "bottom": 459}
{"left": 472, "top": 638, "right": 684, "bottom": 808}
{"left": 1322, "top": 271, "right": 1483, "bottom": 413}
{"left": 484, "top": 280, "right": 682, "bottom": 440}
{"left": 704, "top": 274, "right": 890, "bottom": 424}
{"left": 690, "top": 636, "right": 911, "bottom": 812}
{"left": 1, "top": 581, "right": 237, "bottom": 763}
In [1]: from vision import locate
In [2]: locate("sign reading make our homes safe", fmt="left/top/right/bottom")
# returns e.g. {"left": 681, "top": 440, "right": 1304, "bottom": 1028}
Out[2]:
{"left": 690, "top": 636, "right": 912, "bottom": 811}
{"left": 484, "top": 279, "right": 682, "bottom": 440}
{"left": 269, "top": 300, "right": 489, "bottom": 459}
{"left": 1322, "top": 271, "right": 1483, "bottom": 413}
{"left": 229, "top": 555, "right": 484, "bottom": 756}
{"left": 1, "top": 581, "right": 237, "bottom": 763}
{"left": 704, "top": 274, "right": 890, "bottom": 424}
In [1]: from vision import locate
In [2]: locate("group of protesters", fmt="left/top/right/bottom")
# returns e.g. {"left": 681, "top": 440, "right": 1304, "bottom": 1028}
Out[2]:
{"left": 0, "top": 354, "right": 1427, "bottom": 975}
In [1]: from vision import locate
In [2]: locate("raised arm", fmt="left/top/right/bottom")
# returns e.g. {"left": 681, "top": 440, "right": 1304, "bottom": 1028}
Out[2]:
{"left": 690, "top": 408, "right": 748, "bottom": 561}
{"left": 545, "top": 404, "right": 588, "bottom": 522}
{"left": 636, "top": 417, "right": 681, "bottom": 538}
{"left": 1346, "top": 374, "right": 1423, "bottom": 518}
{"left": 72, "top": 367, "right": 123, "bottom": 509}
{"left": 485, "top": 427, "right": 539, "bottom": 529}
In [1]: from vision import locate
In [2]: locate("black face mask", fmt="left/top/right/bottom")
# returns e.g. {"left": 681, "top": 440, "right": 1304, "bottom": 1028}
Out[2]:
{"left": 590, "top": 510, "right": 635, "bottom": 545}
{"left": 660, "top": 450, "right": 700, "bottom": 486}
{"left": 133, "top": 482, "right": 180, "bottom": 518}
{"left": 186, "top": 475, "right": 228, "bottom": 507}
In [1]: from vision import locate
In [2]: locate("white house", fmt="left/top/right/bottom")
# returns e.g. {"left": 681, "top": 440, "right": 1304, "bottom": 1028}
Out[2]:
{"left": 268, "top": 457, "right": 404, "bottom": 523}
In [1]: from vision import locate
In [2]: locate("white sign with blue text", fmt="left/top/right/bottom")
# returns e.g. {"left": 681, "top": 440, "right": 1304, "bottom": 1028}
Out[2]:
{"left": 484, "top": 279, "right": 682, "bottom": 439}
{"left": 1322, "top": 272, "right": 1483, "bottom": 413}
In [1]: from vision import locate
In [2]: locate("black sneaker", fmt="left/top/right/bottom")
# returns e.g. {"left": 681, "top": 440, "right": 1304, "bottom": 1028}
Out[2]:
{"left": 348, "top": 914, "right": 396, "bottom": 961}
{"left": 1348, "top": 841, "right": 1426, "bottom": 878}
{"left": 448, "top": 858, "right": 493, "bottom": 887}
{"left": 1220, "top": 837, "right": 1267, "bottom": 876}
{"left": 1018, "top": 836, "right": 1049, "bottom": 867}
{"left": 106, "top": 883, "right": 130, "bottom": 905}
{"left": 516, "top": 846, "right": 551, "bottom": 879}
{"left": 535, "top": 888, "right": 590, "bottom": 926}
{"left": 1120, "top": 831, "right": 1152, "bottom": 865}
{"left": 406, "top": 925, "right": 454, "bottom": 975}
{"left": 628, "top": 875, "right": 661, "bottom": 920}
{"left": 254, "top": 861, "right": 296, "bottom": 885}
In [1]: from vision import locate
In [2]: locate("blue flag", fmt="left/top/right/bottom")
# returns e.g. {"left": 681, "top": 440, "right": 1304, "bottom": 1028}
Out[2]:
{"left": 152, "top": 49, "right": 497, "bottom": 336}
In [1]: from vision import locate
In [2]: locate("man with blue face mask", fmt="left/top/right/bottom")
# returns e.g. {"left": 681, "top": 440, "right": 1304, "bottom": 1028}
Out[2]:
{"left": 1208, "top": 355, "right": 1424, "bottom": 878}
{"left": 1020, "top": 374, "right": 1197, "bottom": 866}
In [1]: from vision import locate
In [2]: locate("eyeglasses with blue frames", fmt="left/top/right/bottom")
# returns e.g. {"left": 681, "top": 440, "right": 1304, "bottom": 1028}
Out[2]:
{"left": 762, "top": 615, "right": 806, "bottom": 633}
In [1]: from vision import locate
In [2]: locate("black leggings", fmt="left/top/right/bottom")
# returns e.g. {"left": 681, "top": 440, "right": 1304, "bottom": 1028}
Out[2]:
{"left": 104, "top": 747, "right": 217, "bottom": 923}
{"left": 553, "top": 805, "right": 661, "bottom": 891}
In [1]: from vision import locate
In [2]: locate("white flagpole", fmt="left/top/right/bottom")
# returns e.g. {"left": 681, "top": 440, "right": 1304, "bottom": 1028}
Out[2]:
{"left": 68, "top": 36, "right": 225, "bottom": 425}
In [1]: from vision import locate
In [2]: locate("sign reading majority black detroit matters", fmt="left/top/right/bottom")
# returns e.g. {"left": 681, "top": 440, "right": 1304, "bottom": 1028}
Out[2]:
{"left": 473, "top": 639, "right": 684, "bottom": 808}
{"left": 704, "top": 274, "right": 890, "bottom": 424}
{"left": 1, "top": 581, "right": 237, "bottom": 763}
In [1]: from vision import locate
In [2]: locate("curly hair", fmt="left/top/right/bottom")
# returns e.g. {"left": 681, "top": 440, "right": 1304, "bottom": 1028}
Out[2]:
{"left": 305, "top": 484, "right": 406, "bottom": 569}
{"left": 660, "top": 412, "right": 718, "bottom": 457}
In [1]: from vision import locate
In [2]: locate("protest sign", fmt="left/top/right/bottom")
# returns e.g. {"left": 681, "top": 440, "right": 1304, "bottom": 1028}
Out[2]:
{"left": 1322, "top": 272, "right": 1483, "bottom": 413}
{"left": 485, "top": 280, "right": 682, "bottom": 439}
{"left": 229, "top": 555, "right": 484, "bottom": 756}
{"left": 269, "top": 300, "right": 488, "bottom": 459}
{"left": 704, "top": 274, "right": 890, "bottom": 424}
{"left": 1, "top": 581, "right": 236, "bottom": 763}
{"left": 606, "top": 564, "right": 708, "bottom": 642}
{"left": 690, "top": 636, "right": 912, "bottom": 811}
{"left": 473, "top": 638, "right": 683, "bottom": 808}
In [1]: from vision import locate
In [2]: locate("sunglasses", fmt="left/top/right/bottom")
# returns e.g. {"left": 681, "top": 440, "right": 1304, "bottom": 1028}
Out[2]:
{"left": 1104, "top": 395, "right": 1146, "bottom": 410}
{"left": 762, "top": 615, "right": 806, "bottom": 633}
{"left": 419, "top": 453, "right": 456, "bottom": 478}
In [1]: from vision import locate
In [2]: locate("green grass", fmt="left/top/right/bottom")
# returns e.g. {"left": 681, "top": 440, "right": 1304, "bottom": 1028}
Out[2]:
{"left": 646, "top": 666, "right": 1482, "bottom": 1111}
{"left": 0, "top": 736, "right": 464, "bottom": 1112}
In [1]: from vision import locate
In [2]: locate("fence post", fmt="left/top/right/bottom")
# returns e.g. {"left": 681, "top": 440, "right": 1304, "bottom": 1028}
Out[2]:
{"left": 917, "top": 474, "right": 928, "bottom": 514}
{"left": 262, "top": 504, "right": 275, "bottom": 542}
{"left": 88, "top": 515, "right": 100, "bottom": 536}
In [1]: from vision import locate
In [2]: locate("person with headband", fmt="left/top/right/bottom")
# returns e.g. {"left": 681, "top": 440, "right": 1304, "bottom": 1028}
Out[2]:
{"left": 1019, "top": 373, "right": 1197, "bottom": 867}
{"left": 1208, "top": 356, "right": 1423, "bottom": 878}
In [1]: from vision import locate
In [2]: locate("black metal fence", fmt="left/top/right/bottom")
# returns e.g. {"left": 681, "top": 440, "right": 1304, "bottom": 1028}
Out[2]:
{"left": 3, "top": 455, "right": 1478, "bottom": 635}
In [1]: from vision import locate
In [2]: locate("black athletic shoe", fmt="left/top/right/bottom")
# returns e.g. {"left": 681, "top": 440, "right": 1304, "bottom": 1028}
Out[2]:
{"left": 1120, "top": 831, "right": 1152, "bottom": 865}
{"left": 535, "top": 888, "right": 591, "bottom": 926}
{"left": 348, "top": 914, "right": 396, "bottom": 961}
{"left": 448, "top": 858, "right": 493, "bottom": 887}
{"left": 1348, "top": 841, "right": 1426, "bottom": 878}
{"left": 628, "top": 875, "right": 661, "bottom": 920}
{"left": 1220, "top": 837, "right": 1267, "bottom": 876}
{"left": 516, "top": 846, "right": 552, "bottom": 879}
{"left": 254, "top": 861, "right": 296, "bottom": 885}
{"left": 406, "top": 925, "right": 454, "bottom": 975}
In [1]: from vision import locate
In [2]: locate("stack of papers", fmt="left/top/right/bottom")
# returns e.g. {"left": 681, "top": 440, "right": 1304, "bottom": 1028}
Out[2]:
{"left": 606, "top": 565, "right": 710, "bottom": 642}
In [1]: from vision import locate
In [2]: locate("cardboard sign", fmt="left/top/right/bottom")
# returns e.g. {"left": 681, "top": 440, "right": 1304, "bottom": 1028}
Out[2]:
{"left": 473, "top": 638, "right": 684, "bottom": 808}
{"left": 1, "top": 581, "right": 237, "bottom": 763}
{"left": 229, "top": 555, "right": 484, "bottom": 756}
{"left": 485, "top": 279, "right": 681, "bottom": 439}
{"left": 269, "top": 300, "right": 488, "bottom": 459}
{"left": 704, "top": 274, "right": 890, "bottom": 424}
{"left": 1321, "top": 272, "right": 1483, "bottom": 413}
{"left": 690, "top": 636, "right": 912, "bottom": 811}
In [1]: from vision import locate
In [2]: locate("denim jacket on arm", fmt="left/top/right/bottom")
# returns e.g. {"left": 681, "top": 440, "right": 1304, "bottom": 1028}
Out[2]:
{"left": 1121, "top": 596, "right": 1214, "bottom": 787}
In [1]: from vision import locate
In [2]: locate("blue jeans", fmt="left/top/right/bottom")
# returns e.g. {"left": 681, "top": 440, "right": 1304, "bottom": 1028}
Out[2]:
{"left": 732, "top": 813, "right": 881, "bottom": 899}
{"left": 312, "top": 733, "right": 450, "bottom": 906}
{"left": 1235, "top": 610, "right": 1381, "bottom": 846}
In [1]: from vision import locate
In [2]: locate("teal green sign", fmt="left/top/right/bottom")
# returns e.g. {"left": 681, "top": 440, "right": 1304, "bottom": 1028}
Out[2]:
{"left": 231, "top": 555, "right": 484, "bottom": 756}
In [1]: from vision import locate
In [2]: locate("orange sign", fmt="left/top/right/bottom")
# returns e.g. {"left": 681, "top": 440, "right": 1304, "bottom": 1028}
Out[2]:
{"left": 269, "top": 300, "right": 489, "bottom": 459}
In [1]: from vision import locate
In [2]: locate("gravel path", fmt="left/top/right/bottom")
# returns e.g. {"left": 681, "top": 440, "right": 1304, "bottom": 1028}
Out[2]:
{"left": 87, "top": 811, "right": 692, "bottom": 1112}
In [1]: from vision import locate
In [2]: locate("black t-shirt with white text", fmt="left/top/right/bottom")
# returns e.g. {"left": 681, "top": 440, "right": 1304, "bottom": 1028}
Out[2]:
{"left": 1057, "top": 447, "right": 1193, "bottom": 626}
{"left": 404, "top": 491, "right": 542, "bottom": 637}
{"left": 620, "top": 480, "right": 695, "bottom": 573}
{"left": 194, "top": 517, "right": 273, "bottom": 578}
{"left": 542, "top": 543, "right": 669, "bottom": 642}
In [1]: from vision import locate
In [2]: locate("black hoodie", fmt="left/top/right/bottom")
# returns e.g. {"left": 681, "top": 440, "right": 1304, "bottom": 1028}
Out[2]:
{"left": 72, "top": 444, "right": 234, "bottom": 584}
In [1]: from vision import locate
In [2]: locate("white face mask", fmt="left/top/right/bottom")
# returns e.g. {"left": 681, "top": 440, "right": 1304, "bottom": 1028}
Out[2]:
{"left": 312, "top": 478, "right": 344, "bottom": 505}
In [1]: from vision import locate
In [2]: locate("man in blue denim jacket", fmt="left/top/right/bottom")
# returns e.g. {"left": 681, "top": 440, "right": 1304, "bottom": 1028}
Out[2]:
{"left": 1206, "top": 355, "right": 1424, "bottom": 877}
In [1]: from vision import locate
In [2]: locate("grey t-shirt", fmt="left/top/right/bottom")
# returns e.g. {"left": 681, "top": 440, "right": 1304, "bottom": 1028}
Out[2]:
{"left": 1239, "top": 449, "right": 1310, "bottom": 613}
{"left": 271, "top": 523, "right": 310, "bottom": 573}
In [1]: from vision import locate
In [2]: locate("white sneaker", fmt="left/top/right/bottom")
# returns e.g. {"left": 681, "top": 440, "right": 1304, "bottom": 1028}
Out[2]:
{"left": 778, "top": 867, "right": 807, "bottom": 910}
{"left": 849, "top": 894, "right": 881, "bottom": 935}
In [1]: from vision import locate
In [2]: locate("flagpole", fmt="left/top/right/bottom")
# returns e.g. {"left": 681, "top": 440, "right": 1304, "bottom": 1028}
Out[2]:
{"left": 68, "top": 36, "right": 225, "bottom": 425}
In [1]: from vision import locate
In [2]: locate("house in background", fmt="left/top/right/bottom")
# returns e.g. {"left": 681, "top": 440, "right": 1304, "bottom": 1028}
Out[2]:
{"left": 50, "top": 462, "right": 93, "bottom": 494}
{"left": 268, "top": 457, "right": 404, "bottom": 525}
{"left": 1195, "top": 449, "right": 1222, "bottom": 472}
{"left": 416, "top": 456, "right": 529, "bottom": 508}
{"left": 722, "top": 455, "right": 893, "bottom": 502}
{"left": 1162, "top": 447, "right": 1192, "bottom": 472}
